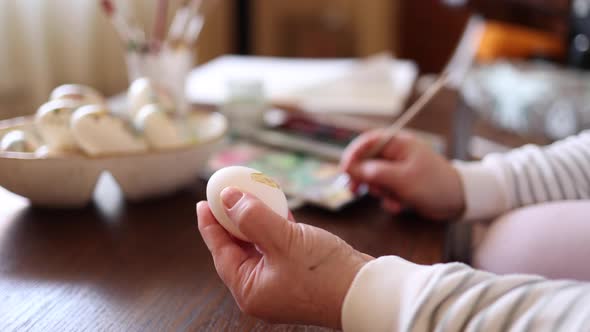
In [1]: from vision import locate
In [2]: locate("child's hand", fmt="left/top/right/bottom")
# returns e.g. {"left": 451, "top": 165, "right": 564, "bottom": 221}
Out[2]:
{"left": 341, "top": 130, "right": 465, "bottom": 221}
{"left": 197, "top": 188, "right": 373, "bottom": 328}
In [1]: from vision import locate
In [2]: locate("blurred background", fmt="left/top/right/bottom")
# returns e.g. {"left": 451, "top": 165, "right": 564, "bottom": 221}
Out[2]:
{"left": 0, "top": 0, "right": 575, "bottom": 119}
{"left": 2, "top": 1, "right": 589, "bottom": 326}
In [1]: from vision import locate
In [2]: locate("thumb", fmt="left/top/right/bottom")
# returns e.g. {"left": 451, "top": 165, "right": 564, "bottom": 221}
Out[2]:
{"left": 221, "top": 187, "right": 295, "bottom": 255}
{"left": 348, "top": 160, "right": 407, "bottom": 193}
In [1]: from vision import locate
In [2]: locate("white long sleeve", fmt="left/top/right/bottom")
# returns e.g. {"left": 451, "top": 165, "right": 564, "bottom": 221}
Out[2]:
{"left": 453, "top": 130, "right": 590, "bottom": 221}
{"left": 342, "top": 256, "right": 590, "bottom": 332}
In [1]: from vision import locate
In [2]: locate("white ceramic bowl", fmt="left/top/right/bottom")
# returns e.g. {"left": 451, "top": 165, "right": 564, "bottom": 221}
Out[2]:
{"left": 0, "top": 111, "right": 227, "bottom": 207}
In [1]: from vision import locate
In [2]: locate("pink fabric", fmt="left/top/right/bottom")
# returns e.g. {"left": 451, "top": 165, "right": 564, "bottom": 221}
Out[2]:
{"left": 473, "top": 200, "right": 590, "bottom": 281}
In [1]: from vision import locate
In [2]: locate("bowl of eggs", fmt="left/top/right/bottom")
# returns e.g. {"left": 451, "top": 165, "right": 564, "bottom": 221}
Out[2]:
{"left": 0, "top": 80, "right": 227, "bottom": 207}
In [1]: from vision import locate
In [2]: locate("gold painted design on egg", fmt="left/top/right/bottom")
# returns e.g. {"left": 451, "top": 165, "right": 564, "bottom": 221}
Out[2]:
{"left": 251, "top": 173, "right": 280, "bottom": 189}
{"left": 90, "top": 109, "right": 109, "bottom": 121}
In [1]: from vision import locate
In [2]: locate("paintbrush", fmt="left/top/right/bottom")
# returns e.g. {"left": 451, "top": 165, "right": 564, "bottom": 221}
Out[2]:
{"left": 151, "top": 0, "right": 169, "bottom": 53}
{"left": 167, "top": 0, "right": 192, "bottom": 44}
{"left": 166, "top": 0, "right": 203, "bottom": 48}
{"left": 362, "top": 72, "right": 449, "bottom": 159}
{"left": 101, "top": 0, "right": 148, "bottom": 53}
{"left": 184, "top": 0, "right": 219, "bottom": 46}
{"left": 124, "top": 1, "right": 149, "bottom": 53}
{"left": 100, "top": 0, "right": 133, "bottom": 45}
{"left": 184, "top": 14, "right": 205, "bottom": 46}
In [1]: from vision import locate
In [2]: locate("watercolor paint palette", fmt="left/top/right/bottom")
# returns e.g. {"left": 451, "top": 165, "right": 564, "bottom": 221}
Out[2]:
{"left": 251, "top": 110, "right": 446, "bottom": 161}
{"left": 204, "top": 140, "right": 358, "bottom": 210}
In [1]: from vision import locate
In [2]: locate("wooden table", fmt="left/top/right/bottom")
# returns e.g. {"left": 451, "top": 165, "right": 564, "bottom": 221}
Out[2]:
{"left": 0, "top": 90, "right": 459, "bottom": 331}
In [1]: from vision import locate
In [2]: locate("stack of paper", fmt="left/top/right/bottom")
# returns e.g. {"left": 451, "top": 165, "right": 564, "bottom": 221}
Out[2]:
{"left": 186, "top": 54, "right": 418, "bottom": 117}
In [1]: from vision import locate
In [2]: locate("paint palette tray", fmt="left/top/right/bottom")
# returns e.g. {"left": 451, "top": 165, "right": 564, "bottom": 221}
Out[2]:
{"left": 204, "top": 140, "right": 359, "bottom": 210}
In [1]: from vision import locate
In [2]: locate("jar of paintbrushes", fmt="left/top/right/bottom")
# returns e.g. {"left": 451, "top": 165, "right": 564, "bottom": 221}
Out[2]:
{"left": 100, "top": 0, "right": 214, "bottom": 119}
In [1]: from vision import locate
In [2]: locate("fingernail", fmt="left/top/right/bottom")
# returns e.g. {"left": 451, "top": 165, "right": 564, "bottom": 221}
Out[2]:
{"left": 221, "top": 187, "right": 243, "bottom": 209}
{"left": 196, "top": 201, "right": 205, "bottom": 210}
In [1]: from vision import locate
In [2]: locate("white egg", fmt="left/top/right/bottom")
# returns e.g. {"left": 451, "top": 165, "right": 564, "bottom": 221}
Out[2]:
{"left": 0, "top": 130, "right": 39, "bottom": 153}
{"left": 71, "top": 104, "right": 147, "bottom": 157}
{"left": 206, "top": 166, "right": 289, "bottom": 241}
{"left": 50, "top": 84, "right": 105, "bottom": 105}
{"left": 128, "top": 78, "right": 175, "bottom": 119}
{"left": 34, "top": 145, "right": 81, "bottom": 158}
{"left": 154, "top": 86, "right": 175, "bottom": 112}
{"left": 134, "top": 104, "right": 187, "bottom": 149}
{"left": 35, "top": 99, "right": 82, "bottom": 151}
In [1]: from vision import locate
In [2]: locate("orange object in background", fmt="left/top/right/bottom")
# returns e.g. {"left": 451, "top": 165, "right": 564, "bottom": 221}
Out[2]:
{"left": 476, "top": 20, "right": 565, "bottom": 62}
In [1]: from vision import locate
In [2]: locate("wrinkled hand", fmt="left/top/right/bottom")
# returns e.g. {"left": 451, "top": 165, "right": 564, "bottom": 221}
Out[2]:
{"left": 341, "top": 130, "right": 465, "bottom": 221}
{"left": 197, "top": 187, "right": 373, "bottom": 328}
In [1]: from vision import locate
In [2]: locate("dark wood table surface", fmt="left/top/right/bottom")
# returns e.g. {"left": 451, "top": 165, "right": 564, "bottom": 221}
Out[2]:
{"left": 0, "top": 90, "right": 459, "bottom": 331}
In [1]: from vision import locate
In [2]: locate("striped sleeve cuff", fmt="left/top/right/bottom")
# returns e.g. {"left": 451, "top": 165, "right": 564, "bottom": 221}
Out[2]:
{"left": 341, "top": 256, "right": 432, "bottom": 332}
{"left": 453, "top": 159, "right": 511, "bottom": 221}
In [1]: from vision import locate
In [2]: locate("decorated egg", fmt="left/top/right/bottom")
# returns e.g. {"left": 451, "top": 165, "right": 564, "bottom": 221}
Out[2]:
{"left": 134, "top": 104, "right": 187, "bottom": 149}
{"left": 128, "top": 78, "right": 175, "bottom": 119}
{"left": 206, "top": 166, "right": 289, "bottom": 241}
{"left": 0, "top": 130, "right": 40, "bottom": 153}
{"left": 34, "top": 145, "right": 78, "bottom": 158}
{"left": 71, "top": 104, "right": 147, "bottom": 156}
{"left": 50, "top": 84, "right": 105, "bottom": 105}
{"left": 35, "top": 99, "right": 82, "bottom": 151}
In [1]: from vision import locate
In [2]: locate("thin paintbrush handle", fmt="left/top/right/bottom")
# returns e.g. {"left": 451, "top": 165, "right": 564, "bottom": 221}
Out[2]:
{"left": 167, "top": 4, "right": 191, "bottom": 42}
{"left": 101, "top": 0, "right": 148, "bottom": 52}
{"left": 363, "top": 73, "right": 449, "bottom": 159}
{"left": 100, "top": 0, "right": 132, "bottom": 41}
{"left": 184, "top": 0, "right": 204, "bottom": 32}
{"left": 152, "top": 0, "right": 169, "bottom": 49}
{"left": 184, "top": 0, "right": 219, "bottom": 46}
{"left": 184, "top": 15, "right": 205, "bottom": 45}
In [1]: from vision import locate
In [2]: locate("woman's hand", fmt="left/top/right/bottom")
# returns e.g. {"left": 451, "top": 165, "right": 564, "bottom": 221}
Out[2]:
{"left": 341, "top": 130, "right": 465, "bottom": 221}
{"left": 197, "top": 187, "right": 373, "bottom": 328}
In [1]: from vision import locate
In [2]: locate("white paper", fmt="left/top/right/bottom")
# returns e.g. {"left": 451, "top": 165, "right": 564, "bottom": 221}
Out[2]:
{"left": 186, "top": 55, "right": 417, "bottom": 117}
